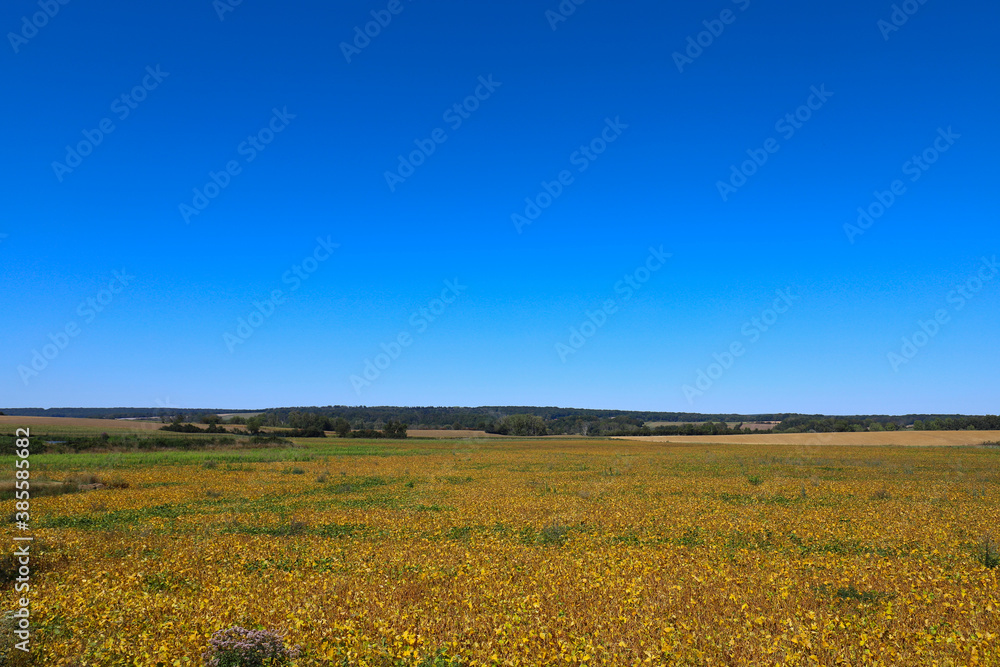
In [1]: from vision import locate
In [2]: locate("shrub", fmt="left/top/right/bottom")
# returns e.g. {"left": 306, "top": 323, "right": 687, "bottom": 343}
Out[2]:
{"left": 202, "top": 626, "right": 300, "bottom": 667}
{"left": 104, "top": 475, "right": 130, "bottom": 489}
{"left": 65, "top": 473, "right": 102, "bottom": 486}
{"left": 269, "top": 428, "right": 326, "bottom": 438}
{"left": 978, "top": 535, "right": 1000, "bottom": 569}
{"left": 161, "top": 422, "right": 208, "bottom": 433}
{"left": 747, "top": 475, "right": 764, "bottom": 486}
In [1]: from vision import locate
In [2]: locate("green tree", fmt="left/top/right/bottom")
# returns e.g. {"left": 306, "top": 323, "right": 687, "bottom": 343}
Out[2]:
{"left": 497, "top": 414, "right": 547, "bottom": 437}
{"left": 246, "top": 416, "right": 263, "bottom": 435}
{"left": 382, "top": 421, "right": 408, "bottom": 439}
{"left": 332, "top": 417, "right": 351, "bottom": 438}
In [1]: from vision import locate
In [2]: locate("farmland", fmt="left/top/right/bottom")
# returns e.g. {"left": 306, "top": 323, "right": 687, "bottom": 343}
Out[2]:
{"left": 2, "top": 421, "right": 998, "bottom": 665}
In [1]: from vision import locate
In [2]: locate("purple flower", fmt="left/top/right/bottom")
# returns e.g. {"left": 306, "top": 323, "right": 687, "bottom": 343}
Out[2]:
{"left": 202, "top": 626, "right": 301, "bottom": 667}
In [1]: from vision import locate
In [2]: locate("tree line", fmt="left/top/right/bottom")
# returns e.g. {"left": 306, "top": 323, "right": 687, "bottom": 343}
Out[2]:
{"left": 4, "top": 405, "right": 999, "bottom": 436}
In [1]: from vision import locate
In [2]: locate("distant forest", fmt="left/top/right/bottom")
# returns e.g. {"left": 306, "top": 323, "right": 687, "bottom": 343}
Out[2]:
{"left": 2, "top": 406, "right": 998, "bottom": 437}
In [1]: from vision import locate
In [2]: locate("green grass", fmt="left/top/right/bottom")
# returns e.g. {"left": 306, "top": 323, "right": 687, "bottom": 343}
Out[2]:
{"left": 832, "top": 584, "right": 895, "bottom": 603}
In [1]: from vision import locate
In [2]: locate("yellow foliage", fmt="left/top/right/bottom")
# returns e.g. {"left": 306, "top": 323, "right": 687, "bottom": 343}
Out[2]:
{"left": 3, "top": 439, "right": 999, "bottom": 665}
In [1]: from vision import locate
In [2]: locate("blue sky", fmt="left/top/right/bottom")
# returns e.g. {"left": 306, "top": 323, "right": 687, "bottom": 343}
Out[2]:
{"left": 1, "top": 0, "right": 997, "bottom": 414}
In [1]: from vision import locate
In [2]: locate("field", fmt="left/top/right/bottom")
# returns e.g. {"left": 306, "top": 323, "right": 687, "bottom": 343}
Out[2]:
{"left": 2, "top": 421, "right": 999, "bottom": 666}
{"left": 618, "top": 430, "right": 995, "bottom": 447}
{"left": 0, "top": 416, "right": 166, "bottom": 432}
{"left": 406, "top": 430, "right": 511, "bottom": 439}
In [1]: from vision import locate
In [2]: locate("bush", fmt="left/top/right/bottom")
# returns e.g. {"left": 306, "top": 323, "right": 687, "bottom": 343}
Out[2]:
{"left": 104, "top": 475, "right": 130, "bottom": 489}
{"left": 747, "top": 475, "right": 764, "bottom": 486}
{"left": 383, "top": 421, "right": 408, "bottom": 439}
{"left": 65, "top": 473, "right": 102, "bottom": 486}
{"left": 202, "top": 626, "right": 300, "bottom": 667}
{"left": 348, "top": 429, "right": 385, "bottom": 439}
{"left": 269, "top": 428, "right": 326, "bottom": 438}
{"left": 978, "top": 535, "right": 1000, "bottom": 569}
{"left": 161, "top": 422, "right": 208, "bottom": 433}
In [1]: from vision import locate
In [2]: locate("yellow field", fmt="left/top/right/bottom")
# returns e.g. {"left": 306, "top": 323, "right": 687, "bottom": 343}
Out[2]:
{"left": 3, "top": 434, "right": 999, "bottom": 665}
{"left": 617, "top": 429, "right": 997, "bottom": 447}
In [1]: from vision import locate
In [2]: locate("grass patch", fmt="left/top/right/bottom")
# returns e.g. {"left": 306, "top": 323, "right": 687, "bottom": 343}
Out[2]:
{"left": 441, "top": 475, "right": 474, "bottom": 484}
{"left": 675, "top": 527, "right": 706, "bottom": 547}
{"left": 327, "top": 476, "right": 389, "bottom": 494}
{"left": 833, "top": 584, "right": 895, "bottom": 603}
{"left": 142, "top": 572, "right": 197, "bottom": 593}
{"left": 411, "top": 504, "right": 446, "bottom": 512}
{"left": 446, "top": 525, "right": 474, "bottom": 540}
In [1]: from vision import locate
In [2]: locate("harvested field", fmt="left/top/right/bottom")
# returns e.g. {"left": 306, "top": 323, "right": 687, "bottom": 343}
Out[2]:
{"left": 0, "top": 415, "right": 164, "bottom": 431}
{"left": 406, "top": 429, "right": 511, "bottom": 439}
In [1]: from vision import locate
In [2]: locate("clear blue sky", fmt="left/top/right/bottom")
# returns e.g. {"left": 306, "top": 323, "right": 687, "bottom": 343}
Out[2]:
{"left": 1, "top": 0, "right": 997, "bottom": 414}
